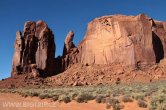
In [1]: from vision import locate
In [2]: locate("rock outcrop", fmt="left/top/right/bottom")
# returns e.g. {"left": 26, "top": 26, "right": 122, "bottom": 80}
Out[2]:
{"left": 12, "top": 14, "right": 166, "bottom": 78}
{"left": 61, "top": 31, "right": 78, "bottom": 71}
{"left": 63, "top": 31, "right": 75, "bottom": 56}
{"left": 12, "top": 31, "right": 24, "bottom": 76}
{"left": 78, "top": 14, "right": 166, "bottom": 68}
{"left": 35, "top": 21, "right": 55, "bottom": 75}
{"left": 12, "top": 20, "right": 56, "bottom": 77}
{"left": 152, "top": 21, "right": 166, "bottom": 63}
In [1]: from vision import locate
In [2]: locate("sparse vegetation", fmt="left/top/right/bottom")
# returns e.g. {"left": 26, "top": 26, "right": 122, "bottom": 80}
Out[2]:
{"left": 0, "top": 80, "right": 166, "bottom": 109}
{"left": 149, "top": 88, "right": 166, "bottom": 110}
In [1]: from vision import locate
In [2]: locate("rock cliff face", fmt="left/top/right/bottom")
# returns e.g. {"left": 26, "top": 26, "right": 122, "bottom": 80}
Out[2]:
{"left": 152, "top": 21, "right": 166, "bottom": 63}
{"left": 78, "top": 14, "right": 166, "bottom": 68}
{"left": 12, "top": 20, "right": 55, "bottom": 77}
{"left": 12, "top": 14, "right": 166, "bottom": 78}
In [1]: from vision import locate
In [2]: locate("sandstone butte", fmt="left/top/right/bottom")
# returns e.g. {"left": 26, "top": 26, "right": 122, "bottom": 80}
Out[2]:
{"left": 11, "top": 14, "right": 166, "bottom": 81}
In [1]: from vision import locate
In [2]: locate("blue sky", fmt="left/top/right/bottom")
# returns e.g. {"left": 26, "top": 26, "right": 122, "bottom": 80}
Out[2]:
{"left": 0, "top": 0, "right": 166, "bottom": 79}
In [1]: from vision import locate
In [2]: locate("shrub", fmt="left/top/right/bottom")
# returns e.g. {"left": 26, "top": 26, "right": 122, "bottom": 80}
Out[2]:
{"left": 121, "top": 95, "right": 133, "bottom": 103}
{"left": 112, "top": 104, "right": 124, "bottom": 110}
{"left": 150, "top": 98, "right": 158, "bottom": 110}
{"left": 106, "top": 98, "right": 119, "bottom": 106}
{"left": 70, "top": 93, "right": 78, "bottom": 100}
{"left": 75, "top": 93, "right": 95, "bottom": 103}
{"left": 95, "top": 95, "right": 106, "bottom": 103}
{"left": 150, "top": 93, "right": 166, "bottom": 110}
{"left": 25, "top": 91, "right": 39, "bottom": 97}
{"left": 59, "top": 96, "right": 71, "bottom": 103}
{"left": 137, "top": 100, "right": 147, "bottom": 108}
{"left": 156, "top": 103, "right": 166, "bottom": 110}
{"left": 31, "top": 92, "right": 39, "bottom": 97}
{"left": 132, "top": 93, "right": 145, "bottom": 100}
{"left": 106, "top": 98, "right": 123, "bottom": 110}
{"left": 39, "top": 94, "right": 50, "bottom": 99}
{"left": 63, "top": 97, "right": 71, "bottom": 103}
{"left": 52, "top": 95, "right": 59, "bottom": 101}
{"left": 106, "top": 97, "right": 120, "bottom": 109}
{"left": 21, "top": 93, "right": 28, "bottom": 98}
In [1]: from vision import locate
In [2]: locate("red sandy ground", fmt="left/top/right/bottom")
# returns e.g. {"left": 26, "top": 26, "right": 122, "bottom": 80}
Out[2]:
{"left": 0, "top": 93, "right": 148, "bottom": 110}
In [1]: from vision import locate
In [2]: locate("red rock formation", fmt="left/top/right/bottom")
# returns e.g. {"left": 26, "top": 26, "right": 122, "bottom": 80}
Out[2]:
{"left": 12, "top": 31, "right": 24, "bottom": 76}
{"left": 12, "top": 20, "right": 56, "bottom": 77}
{"left": 12, "top": 14, "right": 166, "bottom": 78}
{"left": 62, "top": 31, "right": 78, "bottom": 71}
{"left": 152, "top": 21, "right": 166, "bottom": 63}
{"left": 63, "top": 31, "right": 75, "bottom": 55}
{"left": 35, "top": 21, "right": 55, "bottom": 75}
{"left": 78, "top": 14, "right": 166, "bottom": 68}
{"left": 21, "top": 21, "right": 37, "bottom": 69}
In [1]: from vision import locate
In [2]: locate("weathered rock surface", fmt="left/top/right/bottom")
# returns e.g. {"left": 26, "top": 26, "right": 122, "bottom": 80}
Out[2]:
{"left": 78, "top": 14, "right": 166, "bottom": 68}
{"left": 35, "top": 21, "right": 55, "bottom": 75}
{"left": 63, "top": 31, "right": 75, "bottom": 56}
{"left": 12, "top": 31, "right": 24, "bottom": 76}
{"left": 11, "top": 14, "right": 166, "bottom": 81}
{"left": 61, "top": 31, "right": 79, "bottom": 71}
{"left": 45, "top": 62, "right": 166, "bottom": 86}
{"left": 152, "top": 21, "right": 166, "bottom": 63}
{"left": 12, "top": 20, "right": 56, "bottom": 77}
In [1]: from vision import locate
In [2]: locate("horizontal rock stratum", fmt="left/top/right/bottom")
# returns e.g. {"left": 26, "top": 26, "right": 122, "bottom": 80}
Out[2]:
{"left": 11, "top": 14, "right": 166, "bottom": 77}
